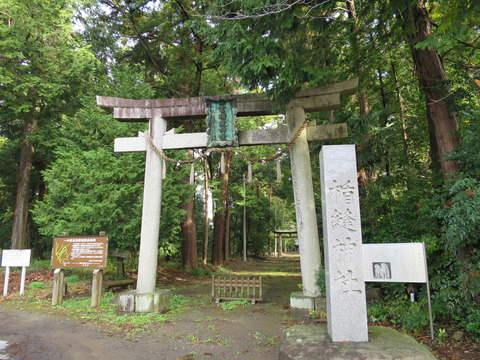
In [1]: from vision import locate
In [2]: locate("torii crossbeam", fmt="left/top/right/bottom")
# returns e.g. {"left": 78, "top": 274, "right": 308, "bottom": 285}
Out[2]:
{"left": 97, "top": 78, "right": 358, "bottom": 312}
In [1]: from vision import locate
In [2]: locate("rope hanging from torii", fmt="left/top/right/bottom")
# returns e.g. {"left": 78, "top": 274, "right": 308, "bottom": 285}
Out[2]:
{"left": 145, "top": 118, "right": 310, "bottom": 166}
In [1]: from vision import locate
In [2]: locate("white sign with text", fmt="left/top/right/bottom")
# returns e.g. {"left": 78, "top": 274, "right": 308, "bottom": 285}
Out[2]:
{"left": 1, "top": 249, "right": 31, "bottom": 267}
{"left": 2, "top": 249, "right": 32, "bottom": 296}
{"left": 363, "top": 243, "right": 427, "bottom": 283}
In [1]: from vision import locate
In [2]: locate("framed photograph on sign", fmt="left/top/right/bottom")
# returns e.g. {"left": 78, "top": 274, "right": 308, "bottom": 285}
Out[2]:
{"left": 372, "top": 262, "right": 391, "bottom": 279}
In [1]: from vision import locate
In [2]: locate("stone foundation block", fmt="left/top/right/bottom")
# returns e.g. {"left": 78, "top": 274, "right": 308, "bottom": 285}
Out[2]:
{"left": 290, "top": 292, "right": 326, "bottom": 318}
{"left": 116, "top": 289, "right": 170, "bottom": 313}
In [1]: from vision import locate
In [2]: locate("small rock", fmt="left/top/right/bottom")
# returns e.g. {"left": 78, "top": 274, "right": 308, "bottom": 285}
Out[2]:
{"left": 452, "top": 331, "right": 464, "bottom": 341}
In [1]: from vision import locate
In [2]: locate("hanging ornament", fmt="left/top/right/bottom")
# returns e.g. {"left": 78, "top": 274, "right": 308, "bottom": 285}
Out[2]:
{"left": 162, "top": 159, "right": 167, "bottom": 180}
{"left": 220, "top": 153, "right": 225, "bottom": 174}
{"left": 247, "top": 162, "right": 252, "bottom": 184}
{"left": 276, "top": 158, "right": 282, "bottom": 181}
{"left": 189, "top": 163, "right": 195, "bottom": 185}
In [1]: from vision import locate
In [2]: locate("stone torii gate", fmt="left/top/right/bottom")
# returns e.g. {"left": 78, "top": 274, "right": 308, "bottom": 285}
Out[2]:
{"left": 97, "top": 78, "right": 358, "bottom": 312}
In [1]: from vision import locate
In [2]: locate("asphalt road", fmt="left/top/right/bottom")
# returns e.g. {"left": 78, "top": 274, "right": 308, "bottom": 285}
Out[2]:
{"left": 0, "top": 310, "right": 147, "bottom": 360}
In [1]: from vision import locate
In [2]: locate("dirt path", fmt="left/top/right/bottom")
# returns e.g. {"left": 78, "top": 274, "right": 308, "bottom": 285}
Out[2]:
{"left": 0, "top": 255, "right": 303, "bottom": 360}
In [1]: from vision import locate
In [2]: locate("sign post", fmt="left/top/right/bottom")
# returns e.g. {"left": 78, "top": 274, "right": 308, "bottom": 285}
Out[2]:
{"left": 1, "top": 249, "right": 31, "bottom": 296}
{"left": 51, "top": 235, "right": 108, "bottom": 306}
{"left": 363, "top": 242, "right": 434, "bottom": 340}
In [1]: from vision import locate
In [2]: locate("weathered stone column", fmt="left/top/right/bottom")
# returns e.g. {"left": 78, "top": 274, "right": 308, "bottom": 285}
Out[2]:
{"left": 119, "top": 116, "right": 171, "bottom": 313}
{"left": 136, "top": 116, "right": 166, "bottom": 294}
{"left": 287, "top": 107, "right": 322, "bottom": 298}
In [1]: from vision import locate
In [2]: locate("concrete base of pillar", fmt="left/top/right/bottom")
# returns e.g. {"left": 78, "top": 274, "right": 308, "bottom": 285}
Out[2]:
{"left": 115, "top": 289, "right": 170, "bottom": 313}
{"left": 290, "top": 292, "right": 326, "bottom": 319}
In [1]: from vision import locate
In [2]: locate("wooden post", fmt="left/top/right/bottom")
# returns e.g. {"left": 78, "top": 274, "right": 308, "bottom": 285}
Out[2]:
{"left": 91, "top": 269, "right": 103, "bottom": 307}
{"left": 117, "top": 257, "right": 125, "bottom": 277}
{"left": 92, "top": 231, "right": 106, "bottom": 307}
{"left": 279, "top": 235, "right": 283, "bottom": 258}
{"left": 52, "top": 269, "right": 65, "bottom": 305}
{"left": 243, "top": 174, "right": 247, "bottom": 262}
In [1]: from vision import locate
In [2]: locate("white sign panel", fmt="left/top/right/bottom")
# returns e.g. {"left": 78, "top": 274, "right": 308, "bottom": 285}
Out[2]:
{"left": 1, "top": 249, "right": 32, "bottom": 267}
{"left": 363, "top": 243, "right": 427, "bottom": 283}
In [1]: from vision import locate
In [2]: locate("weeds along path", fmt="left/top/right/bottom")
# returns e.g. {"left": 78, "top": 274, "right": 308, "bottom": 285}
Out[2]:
{"left": 0, "top": 255, "right": 303, "bottom": 360}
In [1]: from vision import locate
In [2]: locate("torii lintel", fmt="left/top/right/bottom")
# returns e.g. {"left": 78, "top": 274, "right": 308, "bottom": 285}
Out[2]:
{"left": 96, "top": 78, "right": 358, "bottom": 122}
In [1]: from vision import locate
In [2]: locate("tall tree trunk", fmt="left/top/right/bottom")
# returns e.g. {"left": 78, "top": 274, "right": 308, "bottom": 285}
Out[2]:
{"left": 203, "top": 158, "right": 210, "bottom": 265}
{"left": 403, "top": 0, "right": 468, "bottom": 298}
{"left": 11, "top": 117, "right": 37, "bottom": 249}
{"left": 224, "top": 196, "right": 231, "bottom": 261}
{"left": 180, "top": 124, "right": 198, "bottom": 268}
{"left": 180, "top": 187, "right": 198, "bottom": 268}
{"left": 212, "top": 211, "right": 225, "bottom": 266}
{"left": 402, "top": 0, "right": 460, "bottom": 178}
{"left": 211, "top": 151, "right": 232, "bottom": 265}
{"left": 346, "top": 0, "right": 370, "bottom": 117}
{"left": 377, "top": 67, "right": 391, "bottom": 175}
{"left": 391, "top": 61, "right": 409, "bottom": 156}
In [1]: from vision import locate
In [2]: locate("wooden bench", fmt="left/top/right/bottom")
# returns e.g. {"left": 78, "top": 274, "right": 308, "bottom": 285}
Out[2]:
{"left": 103, "top": 279, "right": 135, "bottom": 291}
{"left": 211, "top": 275, "right": 263, "bottom": 304}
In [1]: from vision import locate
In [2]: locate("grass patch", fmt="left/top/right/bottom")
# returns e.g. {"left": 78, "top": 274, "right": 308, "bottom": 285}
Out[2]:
{"left": 194, "top": 315, "right": 213, "bottom": 322}
{"left": 169, "top": 294, "right": 210, "bottom": 314}
{"left": 219, "top": 300, "right": 249, "bottom": 311}
{"left": 27, "top": 282, "right": 45, "bottom": 289}
{"left": 64, "top": 274, "right": 81, "bottom": 283}
{"left": 46, "top": 292, "right": 168, "bottom": 335}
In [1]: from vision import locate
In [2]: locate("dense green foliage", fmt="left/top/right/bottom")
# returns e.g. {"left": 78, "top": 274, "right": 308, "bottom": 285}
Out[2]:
{"left": 31, "top": 69, "right": 191, "bottom": 255}
{"left": 1, "top": 0, "right": 479, "bottom": 336}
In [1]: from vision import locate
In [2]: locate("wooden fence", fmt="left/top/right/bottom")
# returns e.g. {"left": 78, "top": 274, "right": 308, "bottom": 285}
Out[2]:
{"left": 211, "top": 275, "right": 263, "bottom": 304}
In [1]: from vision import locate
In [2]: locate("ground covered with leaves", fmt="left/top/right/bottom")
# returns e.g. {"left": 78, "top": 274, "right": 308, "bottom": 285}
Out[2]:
{"left": 1, "top": 255, "right": 480, "bottom": 359}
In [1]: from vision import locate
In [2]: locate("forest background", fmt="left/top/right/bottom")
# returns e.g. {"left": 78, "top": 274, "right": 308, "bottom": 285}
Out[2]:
{"left": 1, "top": 0, "right": 480, "bottom": 338}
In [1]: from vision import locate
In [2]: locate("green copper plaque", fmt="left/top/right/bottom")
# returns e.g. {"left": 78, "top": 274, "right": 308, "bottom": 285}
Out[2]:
{"left": 205, "top": 98, "right": 238, "bottom": 147}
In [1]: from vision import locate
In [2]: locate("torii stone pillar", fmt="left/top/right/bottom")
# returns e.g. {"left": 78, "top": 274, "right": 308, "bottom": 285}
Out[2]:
{"left": 137, "top": 117, "right": 165, "bottom": 294}
{"left": 288, "top": 107, "right": 322, "bottom": 300}
{"left": 121, "top": 116, "right": 170, "bottom": 313}
{"left": 97, "top": 78, "right": 358, "bottom": 313}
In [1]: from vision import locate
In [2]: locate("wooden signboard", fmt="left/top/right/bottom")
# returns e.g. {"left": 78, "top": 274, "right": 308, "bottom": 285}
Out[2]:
{"left": 51, "top": 236, "right": 108, "bottom": 269}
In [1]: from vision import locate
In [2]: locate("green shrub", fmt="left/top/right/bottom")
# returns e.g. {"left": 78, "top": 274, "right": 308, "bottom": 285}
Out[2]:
{"left": 465, "top": 309, "right": 480, "bottom": 341}
{"left": 315, "top": 266, "right": 326, "bottom": 295}
{"left": 368, "top": 302, "right": 391, "bottom": 324}
{"left": 391, "top": 302, "right": 430, "bottom": 333}
{"left": 368, "top": 299, "right": 430, "bottom": 334}
{"left": 27, "top": 282, "right": 45, "bottom": 289}
{"left": 29, "top": 259, "right": 51, "bottom": 271}
{"left": 192, "top": 267, "right": 212, "bottom": 277}
{"left": 64, "top": 274, "right": 80, "bottom": 283}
